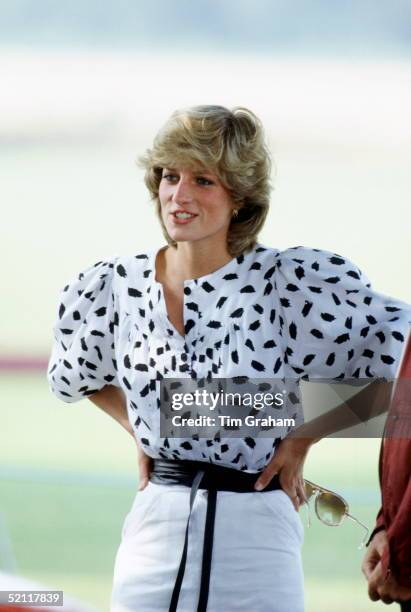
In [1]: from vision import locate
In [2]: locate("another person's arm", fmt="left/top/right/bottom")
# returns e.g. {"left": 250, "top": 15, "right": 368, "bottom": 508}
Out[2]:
{"left": 363, "top": 528, "right": 411, "bottom": 604}
{"left": 362, "top": 479, "right": 411, "bottom": 602}
{"left": 362, "top": 335, "right": 411, "bottom": 603}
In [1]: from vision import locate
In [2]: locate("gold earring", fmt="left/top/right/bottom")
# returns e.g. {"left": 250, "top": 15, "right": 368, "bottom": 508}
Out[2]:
{"left": 232, "top": 208, "right": 239, "bottom": 218}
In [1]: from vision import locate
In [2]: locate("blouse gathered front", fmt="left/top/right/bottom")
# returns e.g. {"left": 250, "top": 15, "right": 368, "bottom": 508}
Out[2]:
{"left": 47, "top": 243, "right": 411, "bottom": 472}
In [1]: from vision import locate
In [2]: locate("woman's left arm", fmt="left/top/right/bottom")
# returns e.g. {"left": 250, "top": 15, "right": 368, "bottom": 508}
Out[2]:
{"left": 254, "top": 379, "right": 392, "bottom": 509}
{"left": 254, "top": 436, "right": 313, "bottom": 510}
{"left": 261, "top": 246, "right": 411, "bottom": 509}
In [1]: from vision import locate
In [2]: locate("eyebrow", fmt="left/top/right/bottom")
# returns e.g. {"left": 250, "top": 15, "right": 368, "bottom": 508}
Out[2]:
{"left": 194, "top": 171, "right": 216, "bottom": 178}
{"left": 163, "top": 167, "right": 217, "bottom": 178}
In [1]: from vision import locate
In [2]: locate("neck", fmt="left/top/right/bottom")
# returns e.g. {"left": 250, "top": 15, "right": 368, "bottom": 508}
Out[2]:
{"left": 158, "top": 240, "right": 234, "bottom": 284}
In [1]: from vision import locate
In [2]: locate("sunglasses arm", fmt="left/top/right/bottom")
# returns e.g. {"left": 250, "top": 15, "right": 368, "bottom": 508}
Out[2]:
{"left": 346, "top": 512, "right": 370, "bottom": 549}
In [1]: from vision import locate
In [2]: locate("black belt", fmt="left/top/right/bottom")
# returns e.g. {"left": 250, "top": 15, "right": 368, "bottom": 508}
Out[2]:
{"left": 150, "top": 458, "right": 282, "bottom": 612}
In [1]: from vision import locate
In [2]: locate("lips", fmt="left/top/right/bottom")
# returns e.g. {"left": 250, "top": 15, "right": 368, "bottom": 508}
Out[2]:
{"left": 170, "top": 210, "right": 198, "bottom": 217}
{"left": 170, "top": 210, "right": 198, "bottom": 225}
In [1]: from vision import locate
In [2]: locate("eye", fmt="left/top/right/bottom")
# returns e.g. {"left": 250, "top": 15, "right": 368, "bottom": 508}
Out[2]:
{"left": 196, "top": 177, "right": 214, "bottom": 186}
{"left": 162, "top": 173, "right": 178, "bottom": 182}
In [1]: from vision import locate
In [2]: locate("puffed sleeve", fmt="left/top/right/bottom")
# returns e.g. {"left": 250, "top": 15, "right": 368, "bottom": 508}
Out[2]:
{"left": 273, "top": 246, "right": 411, "bottom": 380}
{"left": 47, "top": 256, "right": 120, "bottom": 402}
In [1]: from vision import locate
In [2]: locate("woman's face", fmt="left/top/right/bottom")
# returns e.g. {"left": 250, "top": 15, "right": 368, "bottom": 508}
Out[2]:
{"left": 158, "top": 165, "right": 236, "bottom": 246}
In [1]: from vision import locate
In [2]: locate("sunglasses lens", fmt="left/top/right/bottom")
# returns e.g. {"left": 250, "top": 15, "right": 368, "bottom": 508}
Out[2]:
{"left": 304, "top": 482, "right": 315, "bottom": 500}
{"left": 316, "top": 492, "right": 346, "bottom": 526}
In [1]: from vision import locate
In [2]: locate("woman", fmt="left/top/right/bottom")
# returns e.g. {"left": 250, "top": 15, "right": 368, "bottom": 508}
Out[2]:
{"left": 47, "top": 105, "right": 411, "bottom": 612}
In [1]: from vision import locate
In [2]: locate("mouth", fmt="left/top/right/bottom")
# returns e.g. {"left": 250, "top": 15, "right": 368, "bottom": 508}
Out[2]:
{"left": 170, "top": 211, "right": 198, "bottom": 225}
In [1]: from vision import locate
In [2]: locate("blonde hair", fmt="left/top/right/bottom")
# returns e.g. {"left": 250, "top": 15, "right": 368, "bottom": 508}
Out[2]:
{"left": 137, "top": 105, "right": 272, "bottom": 257}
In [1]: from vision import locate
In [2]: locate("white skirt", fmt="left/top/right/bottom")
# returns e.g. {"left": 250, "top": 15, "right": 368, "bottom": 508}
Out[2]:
{"left": 110, "top": 481, "right": 305, "bottom": 612}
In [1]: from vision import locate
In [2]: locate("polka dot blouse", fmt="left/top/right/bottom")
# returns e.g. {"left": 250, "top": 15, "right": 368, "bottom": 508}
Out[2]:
{"left": 47, "top": 243, "right": 411, "bottom": 472}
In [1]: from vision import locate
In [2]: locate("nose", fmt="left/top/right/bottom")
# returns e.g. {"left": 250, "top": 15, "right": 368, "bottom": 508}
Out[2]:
{"left": 171, "top": 177, "right": 194, "bottom": 205}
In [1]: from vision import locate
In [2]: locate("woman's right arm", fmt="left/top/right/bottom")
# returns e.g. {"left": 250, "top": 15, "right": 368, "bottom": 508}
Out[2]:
{"left": 88, "top": 385, "right": 153, "bottom": 490}
{"left": 88, "top": 385, "right": 133, "bottom": 435}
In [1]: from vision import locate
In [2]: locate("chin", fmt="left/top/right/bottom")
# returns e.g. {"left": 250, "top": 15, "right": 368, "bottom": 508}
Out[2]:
{"left": 166, "top": 227, "right": 201, "bottom": 242}
{"left": 165, "top": 222, "right": 224, "bottom": 245}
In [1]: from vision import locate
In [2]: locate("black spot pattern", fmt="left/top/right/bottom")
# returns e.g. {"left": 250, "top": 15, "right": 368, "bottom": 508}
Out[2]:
{"left": 47, "top": 244, "right": 411, "bottom": 472}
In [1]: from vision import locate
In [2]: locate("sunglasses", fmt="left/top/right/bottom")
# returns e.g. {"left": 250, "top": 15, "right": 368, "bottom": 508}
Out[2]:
{"left": 303, "top": 479, "right": 370, "bottom": 549}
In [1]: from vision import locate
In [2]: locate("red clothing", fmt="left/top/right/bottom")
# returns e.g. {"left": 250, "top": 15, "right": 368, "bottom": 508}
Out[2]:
{"left": 371, "top": 330, "right": 411, "bottom": 587}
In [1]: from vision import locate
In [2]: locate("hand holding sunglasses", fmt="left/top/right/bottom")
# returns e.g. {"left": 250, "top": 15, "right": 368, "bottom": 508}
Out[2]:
{"left": 303, "top": 479, "right": 370, "bottom": 549}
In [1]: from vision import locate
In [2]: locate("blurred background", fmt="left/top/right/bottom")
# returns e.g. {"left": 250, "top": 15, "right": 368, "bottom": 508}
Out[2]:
{"left": 1, "top": 1, "right": 410, "bottom": 610}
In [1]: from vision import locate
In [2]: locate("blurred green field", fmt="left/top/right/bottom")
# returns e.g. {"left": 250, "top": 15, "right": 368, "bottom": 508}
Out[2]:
{"left": 1, "top": 373, "right": 390, "bottom": 611}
